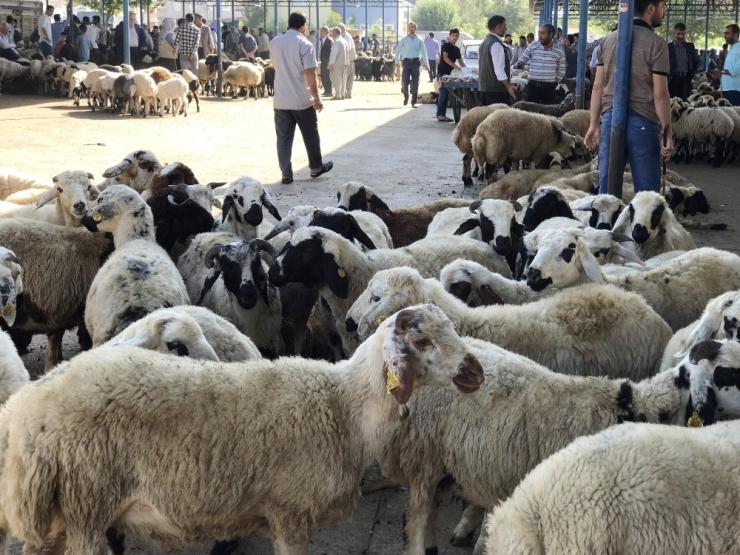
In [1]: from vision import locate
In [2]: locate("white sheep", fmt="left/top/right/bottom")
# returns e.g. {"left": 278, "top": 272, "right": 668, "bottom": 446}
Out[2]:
{"left": 101, "top": 150, "right": 162, "bottom": 193}
{"left": 88, "top": 72, "right": 117, "bottom": 111}
{"left": 67, "top": 69, "right": 87, "bottom": 105}
{"left": 671, "top": 101, "right": 734, "bottom": 166}
{"left": 346, "top": 267, "right": 672, "bottom": 379}
{"left": 82, "top": 185, "right": 189, "bottom": 346}
{"left": 0, "top": 169, "right": 52, "bottom": 205}
{"left": 0, "top": 247, "right": 22, "bottom": 328}
{"left": 0, "top": 304, "right": 483, "bottom": 555}
{"left": 218, "top": 176, "right": 282, "bottom": 239}
{"left": 269, "top": 227, "right": 511, "bottom": 357}
{"left": 570, "top": 193, "right": 625, "bottom": 229}
{"left": 0, "top": 59, "right": 29, "bottom": 93}
{"left": 223, "top": 61, "right": 264, "bottom": 100}
{"left": 0, "top": 329, "right": 29, "bottom": 405}
{"left": 451, "top": 103, "right": 511, "bottom": 186}
{"left": 156, "top": 74, "right": 189, "bottom": 117}
{"left": 484, "top": 341, "right": 740, "bottom": 555}
{"left": 523, "top": 228, "right": 740, "bottom": 330}
{"left": 558, "top": 108, "right": 590, "bottom": 137}
{"left": 130, "top": 71, "right": 158, "bottom": 117}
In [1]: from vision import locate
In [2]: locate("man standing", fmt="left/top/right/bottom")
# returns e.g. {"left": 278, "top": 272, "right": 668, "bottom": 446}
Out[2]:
{"left": 338, "top": 24, "right": 357, "bottom": 99}
{"left": 425, "top": 31, "right": 439, "bottom": 82}
{"left": 37, "top": 5, "right": 54, "bottom": 58}
{"left": 667, "top": 22, "right": 699, "bottom": 100}
{"left": 225, "top": 25, "right": 239, "bottom": 56}
{"left": 560, "top": 34, "right": 577, "bottom": 78}
{"left": 270, "top": 11, "right": 332, "bottom": 184}
{"left": 328, "top": 26, "right": 348, "bottom": 100}
{"left": 195, "top": 14, "right": 214, "bottom": 59}
{"left": 436, "top": 27, "right": 465, "bottom": 122}
{"left": 585, "top": 0, "right": 672, "bottom": 194}
{"left": 150, "top": 24, "right": 159, "bottom": 53}
{"left": 478, "top": 15, "right": 516, "bottom": 106}
{"left": 173, "top": 13, "right": 199, "bottom": 72}
{"left": 516, "top": 24, "right": 565, "bottom": 104}
{"left": 93, "top": 15, "right": 107, "bottom": 54}
{"left": 371, "top": 33, "right": 380, "bottom": 56}
{"left": 716, "top": 24, "right": 740, "bottom": 105}
{"left": 526, "top": 32, "right": 534, "bottom": 44}
{"left": 394, "top": 21, "right": 428, "bottom": 107}
{"left": 0, "top": 23, "right": 20, "bottom": 60}
{"left": 319, "top": 26, "right": 333, "bottom": 97}
{"left": 115, "top": 13, "right": 145, "bottom": 67}
{"left": 238, "top": 26, "right": 257, "bottom": 59}
{"left": 512, "top": 35, "right": 526, "bottom": 64}
{"left": 258, "top": 27, "right": 270, "bottom": 59}
{"left": 51, "top": 14, "right": 65, "bottom": 46}
{"left": 84, "top": 17, "right": 100, "bottom": 53}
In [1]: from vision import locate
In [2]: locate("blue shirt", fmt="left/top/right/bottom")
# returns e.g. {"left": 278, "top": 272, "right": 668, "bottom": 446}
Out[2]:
{"left": 722, "top": 43, "right": 740, "bottom": 92}
{"left": 51, "top": 20, "right": 66, "bottom": 45}
{"left": 394, "top": 35, "right": 429, "bottom": 66}
{"left": 76, "top": 33, "right": 90, "bottom": 61}
{"left": 424, "top": 37, "right": 439, "bottom": 60}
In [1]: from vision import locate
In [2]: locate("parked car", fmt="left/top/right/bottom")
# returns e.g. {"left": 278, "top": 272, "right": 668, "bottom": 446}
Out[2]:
{"left": 460, "top": 40, "right": 482, "bottom": 73}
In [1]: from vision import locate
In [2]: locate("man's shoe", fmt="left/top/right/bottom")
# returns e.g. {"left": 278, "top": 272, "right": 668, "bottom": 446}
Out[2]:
{"left": 403, "top": 94, "right": 409, "bottom": 106}
{"left": 281, "top": 176, "right": 294, "bottom": 184}
{"left": 310, "top": 161, "right": 334, "bottom": 178}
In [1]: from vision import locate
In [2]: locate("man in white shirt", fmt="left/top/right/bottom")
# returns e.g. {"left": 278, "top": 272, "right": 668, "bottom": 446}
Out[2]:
{"left": 258, "top": 26, "right": 270, "bottom": 59}
{"left": 37, "top": 5, "right": 54, "bottom": 57}
{"left": 83, "top": 17, "right": 99, "bottom": 50}
{"left": 0, "top": 22, "right": 20, "bottom": 60}
{"left": 338, "top": 24, "right": 357, "bottom": 98}
{"left": 328, "top": 26, "right": 348, "bottom": 100}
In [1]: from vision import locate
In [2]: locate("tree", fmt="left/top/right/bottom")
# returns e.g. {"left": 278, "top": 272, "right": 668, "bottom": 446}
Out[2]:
{"left": 326, "top": 10, "right": 343, "bottom": 27}
{"left": 413, "top": 0, "right": 458, "bottom": 31}
{"left": 79, "top": 0, "right": 165, "bottom": 22}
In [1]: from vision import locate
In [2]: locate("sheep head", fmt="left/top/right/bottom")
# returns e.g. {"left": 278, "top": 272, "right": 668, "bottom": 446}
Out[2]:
{"left": 571, "top": 194, "right": 625, "bottom": 230}
{"left": 676, "top": 292, "right": 740, "bottom": 359}
{"left": 456, "top": 199, "right": 523, "bottom": 257}
{"left": 221, "top": 176, "right": 281, "bottom": 236}
{"left": 336, "top": 182, "right": 392, "bottom": 216}
{"left": 37, "top": 170, "right": 99, "bottom": 221}
{"left": 613, "top": 191, "right": 671, "bottom": 245}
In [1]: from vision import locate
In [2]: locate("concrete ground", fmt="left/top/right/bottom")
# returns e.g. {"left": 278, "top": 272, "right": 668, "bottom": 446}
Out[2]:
{"left": 2, "top": 79, "right": 739, "bottom": 554}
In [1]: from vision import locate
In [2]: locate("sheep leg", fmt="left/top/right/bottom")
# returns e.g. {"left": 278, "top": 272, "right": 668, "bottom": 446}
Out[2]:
{"left": 273, "top": 538, "right": 308, "bottom": 555}
{"left": 22, "top": 535, "right": 66, "bottom": 555}
{"left": 61, "top": 533, "right": 106, "bottom": 555}
{"left": 209, "top": 539, "right": 240, "bottom": 555}
{"left": 450, "top": 504, "right": 484, "bottom": 546}
{"left": 462, "top": 153, "right": 474, "bottom": 187}
{"left": 712, "top": 140, "right": 725, "bottom": 168}
{"left": 45, "top": 329, "right": 65, "bottom": 371}
{"left": 471, "top": 519, "right": 489, "bottom": 555}
{"left": 404, "top": 482, "right": 439, "bottom": 555}
{"left": 484, "top": 163, "right": 498, "bottom": 184}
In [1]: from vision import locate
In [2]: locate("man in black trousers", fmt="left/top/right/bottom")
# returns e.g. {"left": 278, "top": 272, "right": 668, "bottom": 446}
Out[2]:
{"left": 668, "top": 22, "right": 699, "bottom": 100}
{"left": 320, "top": 26, "right": 333, "bottom": 97}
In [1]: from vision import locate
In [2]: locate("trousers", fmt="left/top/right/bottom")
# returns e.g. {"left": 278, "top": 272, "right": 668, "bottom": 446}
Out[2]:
{"left": 428, "top": 59, "right": 437, "bottom": 81}
{"left": 321, "top": 63, "right": 332, "bottom": 95}
{"left": 330, "top": 64, "right": 347, "bottom": 98}
{"left": 346, "top": 60, "right": 355, "bottom": 94}
{"left": 436, "top": 83, "right": 449, "bottom": 117}
{"left": 274, "top": 107, "right": 323, "bottom": 177}
{"left": 668, "top": 73, "right": 692, "bottom": 100}
{"left": 598, "top": 109, "right": 661, "bottom": 194}
{"left": 402, "top": 58, "right": 421, "bottom": 104}
{"left": 723, "top": 90, "right": 740, "bottom": 106}
{"left": 178, "top": 53, "right": 198, "bottom": 73}
{"left": 525, "top": 80, "right": 557, "bottom": 104}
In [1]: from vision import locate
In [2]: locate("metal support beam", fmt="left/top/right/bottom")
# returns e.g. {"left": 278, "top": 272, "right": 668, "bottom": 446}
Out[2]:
{"left": 274, "top": 0, "right": 278, "bottom": 35}
{"left": 704, "top": 0, "right": 710, "bottom": 54}
{"left": 381, "top": 0, "right": 385, "bottom": 51}
{"left": 216, "top": 0, "right": 222, "bottom": 96}
{"left": 231, "top": 0, "right": 234, "bottom": 24}
{"left": 342, "top": 0, "right": 346, "bottom": 22}
{"left": 365, "top": 0, "right": 368, "bottom": 49}
{"left": 553, "top": 0, "right": 558, "bottom": 32}
{"left": 574, "top": 0, "right": 587, "bottom": 108}
{"left": 316, "top": 0, "right": 320, "bottom": 59}
{"left": 562, "top": 0, "right": 568, "bottom": 35}
{"left": 606, "top": 0, "right": 634, "bottom": 198}
{"left": 123, "top": 0, "right": 130, "bottom": 64}
{"left": 146, "top": 0, "right": 149, "bottom": 28}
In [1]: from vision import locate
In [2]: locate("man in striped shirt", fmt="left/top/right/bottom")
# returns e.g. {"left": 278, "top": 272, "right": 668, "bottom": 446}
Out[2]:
{"left": 516, "top": 24, "right": 565, "bottom": 104}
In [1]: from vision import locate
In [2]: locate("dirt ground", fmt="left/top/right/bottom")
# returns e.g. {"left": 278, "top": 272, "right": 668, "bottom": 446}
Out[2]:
{"left": 1, "top": 79, "right": 739, "bottom": 554}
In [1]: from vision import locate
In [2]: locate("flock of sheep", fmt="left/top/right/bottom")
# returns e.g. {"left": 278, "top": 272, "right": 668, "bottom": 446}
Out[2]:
{"left": 0, "top": 136, "right": 738, "bottom": 555}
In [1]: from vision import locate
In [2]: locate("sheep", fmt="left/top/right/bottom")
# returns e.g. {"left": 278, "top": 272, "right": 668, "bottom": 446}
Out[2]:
{"left": 0, "top": 170, "right": 100, "bottom": 228}
{"left": 660, "top": 290, "right": 740, "bottom": 370}
{"left": 523, "top": 229, "right": 740, "bottom": 330}
{"left": 0, "top": 329, "right": 29, "bottom": 405}
{"left": 0, "top": 169, "right": 52, "bottom": 204}
{"left": 130, "top": 71, "right": 158, "bottom": 117}
{"left": 471, "top": 109, "right": 587, "bottom": 184}
{"left": 88, "top": 72, "right": 117, "bottom": 111}
{"left": 269, "top": 227, "right": 511, "bottom": 357}
{"left": 484, "top": 342, "right": 740, "bottom": 555}
{"left": 0, "top": 247, "right": 22, "bottom": 328}
{"left": 156, "top": 73, "right": 189, "bottom": 117}
{"left": 479, "top": 168, "right": 580, "bottom": 200}
{"left": 219, "top": 176, "right": 282, "bottom": 239}
{"left": 223, "top": 61, "right": 263, "bottom": 100}
{"left": 613, "top": 191, "right": 696, "bottom": 259}
{"left": 81, "top": 185, "right": 190, "bottom": 346}
{"left": 520, "top": 186, "right": 578, "bottom": 232}
{"left": 570, "top": 193, "right": 625, "bottom": 229}
{"left": 0, "top": 219, "right": 114, "bottom": 369}
{"left": 111, "top": 74, "right": 137, "bottom": 114}
{"left": 144, "top": 161, "right": 224, "bottom": 210}
{"left": 0, "top": 59, "right": 29, "bottom": 93}
{"left": 67, "top": 69, "right": 87, "bottom": 105}
{"left": 451, "top": 104, "right": 511, "bottom": 186}
{"left": 346, "top": 267, "right": 672, "bottom": 379}
{"left": 0, "top": 304, "right": 483, "bottom": 555}
{"left": 336, "top": 182, "right": 470, "bottom": 247}
{"left": 511, "top": 92, "right": 576, "bottom": 117}
{"left": 664, "top": 184, "right": 710, "bottom": 218}
{"left": 146, "top": 187, "right": 216, "bottom": 253}
{"left": 558, "top": 108, "right": 590, "bottom": 137}
{"left": 671, "top": 102, "right": 734, "bottom": 166}
{"left": 102, "top": 150, "right": 162, "bottom": 193}
{"left": 384, "top": 337, "right": 740, "bottom": 555}
{"left": 177, "top": 237, "right": 284, "bottom": 358}
{"left": 174, "top": 68, "right": 200, "bottom": 112}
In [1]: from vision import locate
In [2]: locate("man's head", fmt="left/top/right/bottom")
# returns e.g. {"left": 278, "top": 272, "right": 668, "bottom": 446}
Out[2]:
{"left": 5, "top": 15, "right": 12, "bottom": 24}
{"left": 428, "top": 32, "right": 434, "bottom": 38}
{"left": 45, "top": 5, "right": 54, "bottom": 16}
{"left": 673, "top": 21, "right": 686, "bottom": 42}
{"left": 572, "top": 32, "right": 579, "bottom": 43}
{"left": 54, "top": 14, "right": 61, "bottom": 21}
{"left": 153, "top": 25, "right": 159, "bottom": 32}
{"left": 241, "top": 25, "right": 248, "bottom": 34}
{"left": 539, "top": 23, "right": 555, "bottom": 46}
{"left": 185, "top": 13, "right": 193, "bottom": 23}
{"left": 526, "top": 32, "right": 534, "bottom": 43}
{"left": 59, "top": 31, "right": 67, "bottom": 41}
{"left": 488, "top": 15, "right": 507, "bottom": 36}
{"left": 331, "top": 26, "right": 341, "bottom": 39}
{"left": 725, "top": 24, "right": 740, "bottom": 45}
{"left": 557, "top": 27, "right": 562, "bottom": 38}
{"left": 338, "top": 23, "right": 346, "bottom": 34}
{"left": 504, "top": 33, "right": 512, "bottom": 43}
{"left": 320, "top": 26, "right": 329, "bottom": 38}
{"left": 92, "top": 15, "right": 100, "bottom": 24}
{"left": 561, "top": 35, "right": 571, "bottom": 47}
{"left": 129, "top": 13, "right": 137, "bottom": 26}
{"left": 518, "top": 35, "right": 526, "bottom": 46}
{"left": 372, "top": 33, "right": 377, "bottom": 39}
{"left": 0, "top": 23, "right": 8, "bottom": 36}
{"left": 408, "top": 21, "right": 417, "bottom": 35}
{"left": 82, "top": 16, "right": 90, "bottom": 24}
{"left": 634, "top": 0, "right": 666, "bottom": 27}
{"left": 288, "top": 11, "right": 307, "bottom": 33}
{"left": 448, "top": 27, "right": 460, "bottom": 45}
{"left": 79, "top": 24, "right": 87, "bottom": 33}
{"left": 259, "top": 27, "right": 264, "bottom": 33}
{"left": 194, "top": 13, "right": 202, "bottom": 25}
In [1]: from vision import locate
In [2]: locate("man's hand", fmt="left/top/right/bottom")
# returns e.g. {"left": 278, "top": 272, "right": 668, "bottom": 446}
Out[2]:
{"left": 516, "top": 62, "right": 525, "bottom": 69}
{"left": 313, "top": 97, "right": 323, "bottom": 111}
{"left": 506, "top": 84, "right": 516, "bottom": 101}
{"left": 188, "top": 54, "right": 194, "bottom": 60}
{"left": 328, "top": 64, "right": 333, "bottom": 71}
{"left": 661, "top": 133, "right": 673, "bottom": 161}
{"left": 584, "top": 125, "right": 600, "bottom": 151}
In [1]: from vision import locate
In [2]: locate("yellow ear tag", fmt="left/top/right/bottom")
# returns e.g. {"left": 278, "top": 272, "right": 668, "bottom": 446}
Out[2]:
{"left": 337, "top": 268, "right": 346, "bottom": 278}
{"left": 687, "top": 411, "right": 703, "bottom": 428}
{"left": 92, "top": 213, "right": 102, "bottom": 222}
{"left": 377, "top": 314, "right": 387, "bottom": 326}
{"left": 2, "top": 303, "right": 14, "bottom": 318}
{"left": 386, "top": 369, "right": 401, "bottom": 394}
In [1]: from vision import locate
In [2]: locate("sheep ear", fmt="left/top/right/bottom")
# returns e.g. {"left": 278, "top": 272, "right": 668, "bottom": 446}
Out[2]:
{"left": 509, "top": 200, "right": 523, "bottom": 212}
{"left": 197, "top": 268, "right": 221, "bottom": 305}
{"left": 612, "top": 244, "right": 644, "bottom": 265}
{"left": 571, "top": 197, "right": 594, "bottom": 211}
{"left": 383, "top": 309, "right": 418, "bottom": 407}
{"left": 103, "top": 157, "right": 134, "bottom": 178}
{"left": 369, "top": 194, "right": 392, "bottom": 215}
{"left": 36, "top": 186, "right": 60, "bottom": 209}
{"left": 676, "top": 307, "right": 726, "bottom": 360}
{"left": 208, "top": 181, "right": 226, "bottom": 190}
{"left": 479, "top": 284, "right": 504, "bottom": 306}
{"left": 264, "top": 219, "right": 291, "bottom": 241}
{"left": 88, "top": 185, "right": 101, "bottom": 201}
{"left": 454, "top": 218, "right": 480, "bottom": 235}
{"left": 561, "top": 157, "right": 572, "bottom": 169}
{"left": 211, "top": 197, "right": 223, "bottom": 209}
{"left": 349, "top": 217, "right": 376, "bottom": 250}
{"left": 108, "top": 335, "right": 154, "bottom": 349}
{"left": 576, "top": 236, "right": 607, "bottom": 284}
{"left": 261, "top": 191, "right": 282, "bottom": 221}
{"left": 612, "top": 205, "right": 632, "bottom": 232}
{"left": 322, "top": 252, "right": 349, "bottom": 299}
{"left": 221, "top": 196, "right": 234, "bottom": 223}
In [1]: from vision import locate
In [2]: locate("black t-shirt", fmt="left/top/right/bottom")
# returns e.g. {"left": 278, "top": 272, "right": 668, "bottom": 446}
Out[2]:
{"left": 438, "top": 42, "right": 461, "bottom": 76}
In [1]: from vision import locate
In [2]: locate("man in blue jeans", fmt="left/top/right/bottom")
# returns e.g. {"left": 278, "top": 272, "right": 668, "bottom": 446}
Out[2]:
{"left": 585, "top": 0, "right": 673, "bottom": 193}
{"left": 436, "top": 28, "right": 466, "bottom": 122}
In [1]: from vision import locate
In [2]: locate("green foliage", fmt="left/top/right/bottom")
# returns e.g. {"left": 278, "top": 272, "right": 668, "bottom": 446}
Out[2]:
{"left": 79, "top": 0, "right": 165, "bottom": 19}
{"left": 414, "top": 0, "right": 458, "bottom": 31}
{"left": 325, "top": 10, "right": 343, "bottom": 27}
{"left": 449, "top": 0, "right": 533, "bottom": 39}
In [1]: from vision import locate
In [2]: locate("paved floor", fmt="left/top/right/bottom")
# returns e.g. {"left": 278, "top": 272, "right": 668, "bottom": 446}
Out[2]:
{"left": 2, "top": 80, "right": 739, "bottom": 554}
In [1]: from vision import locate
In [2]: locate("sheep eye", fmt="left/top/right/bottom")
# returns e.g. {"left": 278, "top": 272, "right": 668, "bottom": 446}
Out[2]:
{"left": 57, "top": 187, "right": 63, "bottom": 194}
{"left": 560, "top": 247, "right": 575, "bottom": 263}
{"left": 166, "top": 340, "right": 188, "bottom": 357}
{"left": 371, "top": 295, "right": 380, "bottom": 303}
{"left": 413, "top": 338, "right": 431, "bottom": 350}
{"left": 337, "top": 192, "right": 341, "bottom": 201}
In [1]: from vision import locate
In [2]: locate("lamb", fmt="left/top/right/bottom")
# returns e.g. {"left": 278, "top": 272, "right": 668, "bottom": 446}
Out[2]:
{"left": 130, "top": 71, "right": 158, "bottom": 117}
{"left": 523, "top": 228, "right": 740, "bottom": 330}
{"left": 336, "top": 182, "right": 470, "bottom": 247}
{"left": 558, "top": 108, "right": 590, "bottom": 137}
{"left": 471, "top": 109, "right": 586, "bottom": 183}
{"left": 67, "top": 69, "right": 87, "bottom": 105}
{"left": 156, "top": 73, "right": 190, "bottom": 116}
{"left": 570, "top": 193, "right": 625, "bottom": 229}
{"left": 102, "top": 150, "right": 162, "bottom": 193}
{"left": 268, "top": 227, "right": 511, "bottom": 356}
{"left": 146, "top": 187, "right": 216, "bottom": 253}
{"left": 511, "top": 92, "right": 576, "bottom": 117}
{"left": 88, "top": 72, "right": 117, "bottom": 111}
{"left": 177, "top": 237, "right": 284, "bottom": 358}
{"left": 0, "top": 169, "right": 52, "bottom": 204}
{"left": 223, "top": 61, "right": 264, "bottom": 100}
{"left": 660, "top": 290, "right": 740, "bottom": 370}
{"left": 174, "top": 68, "right": 200, "bottom": 112}
{"left": 451, "top": 104, "right": 511, "bottom": 186}
{"left": 484, "top": 341, "right": 740, "bottom": 555}
{"left": 81, "top": 185, "right": 189, "bottom": 345}
{"left": 0, "top": 329, "right": 29, "bottom": 405}
{"left": 111, "top": 73, "right": 137, "bottom": 114}
{"left": 144, "top": 161, "right": 224, "bottom": 210}
{"left": 613, "top": 191, "right": 696, "bottom": 259}
{"left": 0, "top": 219, "right": 114, "bottom": 369}
{"left": 346, "top": 267, "right": 672, "bottom": 378}
{"left": 219, "top": 176, "right": 282, "bottom": 239}
{"left": 0, "top": 170, "right": 100, "bottom": 228}
{"left": 383, "top": 337, "right": 740, "bottom": 555}
{"left": 0, "top": 304, "right": 483, "bottom": 555}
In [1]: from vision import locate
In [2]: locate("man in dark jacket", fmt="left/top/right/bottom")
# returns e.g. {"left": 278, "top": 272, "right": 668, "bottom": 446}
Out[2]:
{"left": 319, "top": 26, "right": 333, "bottom": 97}
{"left": 114, "top": 13, "right": 146, "bottom": 68}
{"left": 668, "top": 22, "right": 699, "bottom": 100}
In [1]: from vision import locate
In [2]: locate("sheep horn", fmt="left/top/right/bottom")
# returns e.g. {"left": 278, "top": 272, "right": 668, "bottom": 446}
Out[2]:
{"left": 2, "top": 253, "right": 20, "bottom": 265}
{"left": 610, "top": 232, "right": 633, "bottom": 243}
{"left": 167, "top": 194, "right": 195, "bottom": 207}
{"left": 263, "top": 219, "right": 291, "bottom": 241}
{"left": 468, "top": 200, "right": 483, "bottom": 213}
{"left": 251, "top": 239, "right": 277, "bottom": 258}
{"left": 35, "top": 186, "right": 61, "bottom": 210}
{"left": 103, "top": 157, "right": 134, "bottom": 178}
{"left": 613, "top": 244, "right": 645, "bottom": 266}
{"left": 208, "top": 182, "right": 226, "bottom": 190}
{"left": 204, "top": 245, "right": 223, "bottom": 268}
